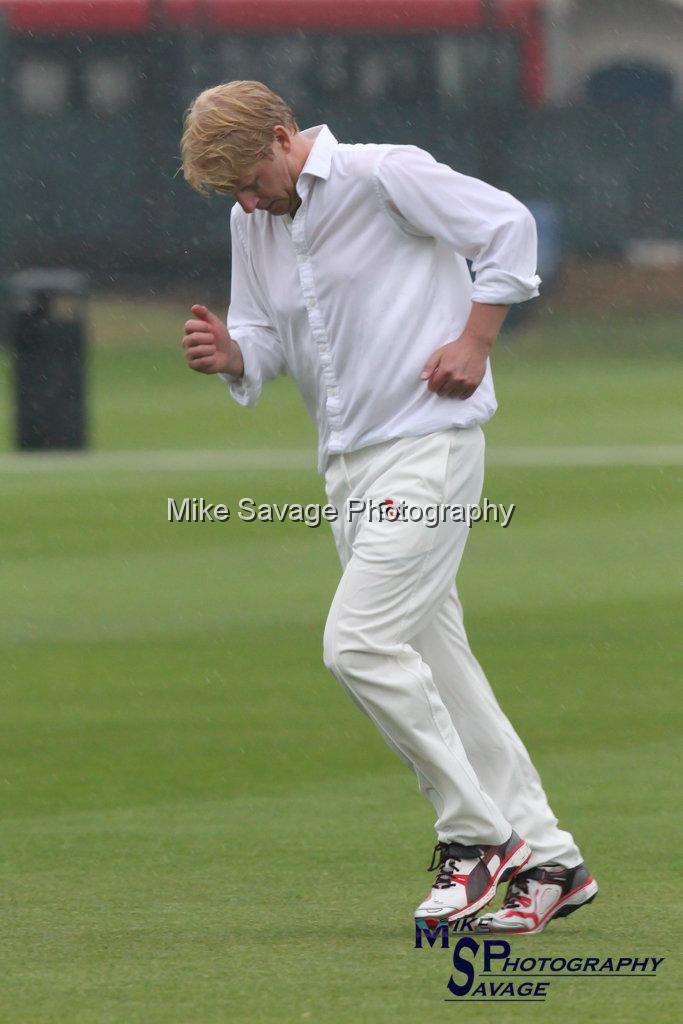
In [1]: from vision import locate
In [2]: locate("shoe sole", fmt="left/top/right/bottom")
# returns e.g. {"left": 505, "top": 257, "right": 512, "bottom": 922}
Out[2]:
{"left": 415, "top": 838, "right": 532, "bottom": 927}
{"left": 477, "top": 877, "right": 599, "bottom": 935}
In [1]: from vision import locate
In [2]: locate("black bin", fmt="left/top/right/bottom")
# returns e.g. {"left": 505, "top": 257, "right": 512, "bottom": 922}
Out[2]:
{"left": 10, "top": 269, "right": 88, "bottom": 450}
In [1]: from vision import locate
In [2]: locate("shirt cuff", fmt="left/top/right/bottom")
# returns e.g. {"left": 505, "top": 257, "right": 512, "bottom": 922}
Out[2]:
{"left": 217, "top": 331, "right": 263, "bottom": 406}
{"left": 472, "top": 271, "right": 541, "bottom": 305}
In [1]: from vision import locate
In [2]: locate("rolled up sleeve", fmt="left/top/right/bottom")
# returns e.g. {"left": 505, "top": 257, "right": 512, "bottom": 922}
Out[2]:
{"left": 375, "top": 145, "right": 541, "bottom": 305}
{"left": 219, "top": 209, "right": 287, "bottom": 406}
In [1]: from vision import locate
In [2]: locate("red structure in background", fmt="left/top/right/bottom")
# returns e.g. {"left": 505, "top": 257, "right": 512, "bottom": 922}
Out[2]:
{"left": 0, "top": 0, "right": 545, "bottom": 105}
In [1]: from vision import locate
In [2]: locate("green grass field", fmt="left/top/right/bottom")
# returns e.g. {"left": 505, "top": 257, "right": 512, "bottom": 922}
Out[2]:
{"left": 1, "top": 300, "right": 681, "bottom": 1023}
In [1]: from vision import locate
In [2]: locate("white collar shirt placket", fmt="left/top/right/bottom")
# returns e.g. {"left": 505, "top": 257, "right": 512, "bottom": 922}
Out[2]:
{"left": 289, "top": 176, "right": 344, "bottom": 456}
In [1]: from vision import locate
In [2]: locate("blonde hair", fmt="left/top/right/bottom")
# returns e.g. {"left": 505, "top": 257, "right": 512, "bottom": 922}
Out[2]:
{"left": 181, "top": 81, "right": 298, "bottom": 195}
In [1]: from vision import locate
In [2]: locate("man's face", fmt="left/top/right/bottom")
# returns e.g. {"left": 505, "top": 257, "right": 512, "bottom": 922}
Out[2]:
{"left": 233, "top": 133, "right": 299, "bottom": 217}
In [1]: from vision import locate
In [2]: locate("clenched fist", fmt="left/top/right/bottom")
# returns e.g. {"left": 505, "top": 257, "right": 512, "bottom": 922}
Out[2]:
{"left": 181, "top": 304, "right": 244, "bottom": 377}
{"left": 420, "top": 303, "right": 509, "bottom": 399}
{"left": 420, "top": 333, "right": 488, "bottom": 400}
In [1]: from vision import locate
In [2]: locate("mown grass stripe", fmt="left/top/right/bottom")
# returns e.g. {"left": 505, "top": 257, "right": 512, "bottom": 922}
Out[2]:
{"left": 1, "top": 444, "right": 682, "bottom": 474}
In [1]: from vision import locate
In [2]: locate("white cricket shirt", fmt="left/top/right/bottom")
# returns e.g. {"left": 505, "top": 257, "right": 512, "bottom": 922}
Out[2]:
{"left": 221, "top": 125, "right": 540, "bottom": 472}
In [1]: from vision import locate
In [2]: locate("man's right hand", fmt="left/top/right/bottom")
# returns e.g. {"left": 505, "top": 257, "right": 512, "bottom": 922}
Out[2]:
{"left": 181, "top": 304, "right": 244, "bottom": 377}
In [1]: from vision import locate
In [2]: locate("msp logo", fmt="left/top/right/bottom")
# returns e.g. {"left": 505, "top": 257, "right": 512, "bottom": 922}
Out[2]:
{"left": 414, "top": 924, "right": 665, "bottom": 1004}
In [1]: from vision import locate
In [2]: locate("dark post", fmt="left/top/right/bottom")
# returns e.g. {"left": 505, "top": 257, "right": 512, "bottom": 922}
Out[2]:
{"left": 10, "top": 269, "right": 89, "bottom": 450}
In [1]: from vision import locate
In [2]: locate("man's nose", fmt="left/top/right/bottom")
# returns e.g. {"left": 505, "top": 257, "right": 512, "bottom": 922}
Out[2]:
{"left": 236, "top": 193, "right": 259, "bottom": 214}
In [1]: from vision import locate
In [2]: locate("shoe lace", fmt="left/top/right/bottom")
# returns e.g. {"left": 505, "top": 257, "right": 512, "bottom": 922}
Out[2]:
{"left": 502, "top": 874, "right": 530, "bottom": 909}
{"left": 427, "top": 841, "right": 482, "bottom": 890}
{"left": 502, "top": 865, "right": 566, "bottom": 908}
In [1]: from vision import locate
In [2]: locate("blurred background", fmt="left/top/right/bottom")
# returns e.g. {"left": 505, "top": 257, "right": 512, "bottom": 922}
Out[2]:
{"left": 1, "top": 0, "right": 683, "bottom": 290}
{"left": 1, "top": 3, "right": 681, "bottom": 1023}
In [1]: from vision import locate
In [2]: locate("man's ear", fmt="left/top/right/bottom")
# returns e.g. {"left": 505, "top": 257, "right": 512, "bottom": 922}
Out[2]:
{"left": 273, "top": 124, "right": 293, "bottom": 152}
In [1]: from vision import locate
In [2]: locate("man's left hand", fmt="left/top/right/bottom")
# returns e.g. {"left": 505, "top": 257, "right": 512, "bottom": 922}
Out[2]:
{"left": 420, "top": 334, "right": 489, "bottom": 400}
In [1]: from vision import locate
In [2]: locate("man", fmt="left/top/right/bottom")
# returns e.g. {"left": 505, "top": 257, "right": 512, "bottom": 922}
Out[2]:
{"left": 180, "top": 81, "right": 598, "bottom": 933}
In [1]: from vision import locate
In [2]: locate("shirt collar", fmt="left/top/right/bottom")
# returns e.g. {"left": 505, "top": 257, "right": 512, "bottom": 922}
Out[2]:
{"left": 298, "top": 124, "right": 338, "bottom": 182}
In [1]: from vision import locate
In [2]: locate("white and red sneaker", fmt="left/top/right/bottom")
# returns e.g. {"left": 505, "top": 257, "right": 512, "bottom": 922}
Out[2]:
{"left": 414, "top": 831, "right": 531, "bottom": 926}
{"left": 475, "top": 862, "right": 598, "bottom": 934}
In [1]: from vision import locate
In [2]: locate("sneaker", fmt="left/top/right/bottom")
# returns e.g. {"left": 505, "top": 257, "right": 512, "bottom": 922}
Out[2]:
{"left": 475, "top": 862, "right": 598, "bottom": 934}
{"left": 414, "top": 830, "right": 531, "bottom": 925}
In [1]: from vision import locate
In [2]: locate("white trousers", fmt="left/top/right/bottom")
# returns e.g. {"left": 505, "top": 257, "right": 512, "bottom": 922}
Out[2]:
{"left": 323, "top": 427, "right": 582, "bottom": 868}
